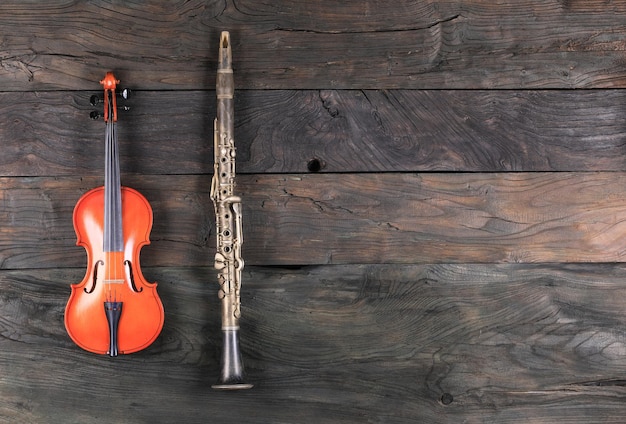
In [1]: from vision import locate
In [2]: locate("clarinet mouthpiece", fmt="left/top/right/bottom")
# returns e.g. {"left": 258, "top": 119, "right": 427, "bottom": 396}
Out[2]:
{"left": 218, "top": 31, "right": 232, "bottom": 70}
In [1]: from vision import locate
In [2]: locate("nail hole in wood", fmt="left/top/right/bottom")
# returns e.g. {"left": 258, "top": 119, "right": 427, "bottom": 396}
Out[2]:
{"left": 440, "top": 393, "right": 454, "bottom": 405}
{"left": 307, "top": 158, "right": 324, "bottom": 172}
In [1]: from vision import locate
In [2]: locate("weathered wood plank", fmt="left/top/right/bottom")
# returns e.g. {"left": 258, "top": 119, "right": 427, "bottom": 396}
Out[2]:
{"left": 2, "top": 264, "right": 626, "bottom": 423}
{"left": 0, "top": 91, "right": 214, "bottom": 177}
{"left": 3, "top": 173, "right": 626, "bottom": 268}
{"left": 1, "top": 1, "right": 625, "bottom": 89}
{"left": 3, "top": 89, "right": 626, "bottom": 176}
{"left": 0, "top": 175, "right": 214, "bottom": 270}
{"left": 248, "top": 172, "right": 626, "bottom": 264}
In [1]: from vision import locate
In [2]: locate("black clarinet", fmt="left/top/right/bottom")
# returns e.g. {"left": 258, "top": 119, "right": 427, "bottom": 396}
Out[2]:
{"left": 210, "top": 31, "right": 253, "bottom": 390}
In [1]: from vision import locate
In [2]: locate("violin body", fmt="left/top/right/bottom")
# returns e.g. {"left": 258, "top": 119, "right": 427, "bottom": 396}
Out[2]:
{"left": 65, "top": 186, "right": 164, "bottom": 355}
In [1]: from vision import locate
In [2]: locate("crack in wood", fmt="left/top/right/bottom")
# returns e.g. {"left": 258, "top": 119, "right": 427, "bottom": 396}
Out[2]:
{"left": 274, "top": 15, "right": 462, "bottom": 35}
{"left": 576, "top": 379, "right": 626, "bottom": 387}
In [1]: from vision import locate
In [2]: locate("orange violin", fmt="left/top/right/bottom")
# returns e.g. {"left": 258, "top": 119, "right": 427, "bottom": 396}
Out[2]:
{"left": 65, "top": 73, "right": 164, "bottom": 356}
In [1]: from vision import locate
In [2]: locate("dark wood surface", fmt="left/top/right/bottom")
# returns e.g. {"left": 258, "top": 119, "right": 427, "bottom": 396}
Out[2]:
{"left": 3, "top": 172, "right": 626, "bottom": 269}
{"left": 3, "top": 0, "right": 626, "bottom": 422}
{"left": 2, "top": 264, "right": 626, "bottom": 423}
{"left": 3, "top": 89, "right": 626, "bottom": 176}
{"left": 0, "top": 1, "right": 626, "bottom": 90}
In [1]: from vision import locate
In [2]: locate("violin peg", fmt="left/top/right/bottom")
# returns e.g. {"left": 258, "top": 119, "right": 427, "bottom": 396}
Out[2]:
{"left": 88, "top": 89, "right": 130, "bottom": 107}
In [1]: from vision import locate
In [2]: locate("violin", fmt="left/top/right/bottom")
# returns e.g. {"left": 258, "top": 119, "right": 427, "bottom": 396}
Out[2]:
{"left": 65, "top": 73, "right": 164, "bottom": 356}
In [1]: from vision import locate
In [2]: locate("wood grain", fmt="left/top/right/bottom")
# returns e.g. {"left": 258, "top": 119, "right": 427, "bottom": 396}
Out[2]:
{"left": 245, "top": 172, "right": 626, "bottom": 264}
{"left": 2, "top": 264, "right": 626, "bottom": 423}
{"left": 2, "top": 89, "right": 626, "bottom": 176}
{"left": 0, "top": 1, "right": 625, "bottom": 89}
{"left": 3, "top": 172, "right": 626, "bottom": 268}
{"left": 3, "top": 1, "right": 626, "bottom": 422}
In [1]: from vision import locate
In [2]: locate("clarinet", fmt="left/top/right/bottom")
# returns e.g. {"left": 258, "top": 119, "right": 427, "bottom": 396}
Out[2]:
{"left": 210, "top": 31, "right": 253, "bottom": 390}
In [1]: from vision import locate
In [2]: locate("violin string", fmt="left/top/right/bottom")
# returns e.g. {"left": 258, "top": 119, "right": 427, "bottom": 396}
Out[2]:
{"left": 110, "top": 94, "right": 116, "bottom": 304}
{"left": 104, "top": 89, "right": 120, "bottom": 305}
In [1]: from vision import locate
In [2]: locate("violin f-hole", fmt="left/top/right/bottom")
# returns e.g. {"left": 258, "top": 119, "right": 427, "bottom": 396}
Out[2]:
{"left": 124, "top": 260, "right": 143, "bottom": 293}
{"left": 84, "top": 260, "right": 104, "bottom": 294}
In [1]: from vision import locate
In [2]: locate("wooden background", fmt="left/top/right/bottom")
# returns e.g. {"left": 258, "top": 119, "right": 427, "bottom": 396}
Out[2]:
{"left": 2, "top": 1, "right": 626, "bottom": 422}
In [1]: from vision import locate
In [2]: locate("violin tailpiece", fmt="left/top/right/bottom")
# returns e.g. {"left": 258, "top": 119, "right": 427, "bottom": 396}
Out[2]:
{"left": 104, "top": 301, "right": 123, "bottom": 357}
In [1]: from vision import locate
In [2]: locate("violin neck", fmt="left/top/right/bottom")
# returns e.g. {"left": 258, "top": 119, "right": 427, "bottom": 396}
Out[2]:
{"left": 103, "top": 89, "right": 124, "bottom": 253}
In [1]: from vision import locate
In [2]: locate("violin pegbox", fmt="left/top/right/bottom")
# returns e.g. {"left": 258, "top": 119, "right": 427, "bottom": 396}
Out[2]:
{"left": 88, "top": 78, "right": 132, "bottom": 121}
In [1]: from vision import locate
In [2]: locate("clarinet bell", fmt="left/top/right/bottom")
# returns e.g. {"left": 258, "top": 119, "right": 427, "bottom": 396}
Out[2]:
{"left": 212, "top": 329, "right": 253, "bottom": 390}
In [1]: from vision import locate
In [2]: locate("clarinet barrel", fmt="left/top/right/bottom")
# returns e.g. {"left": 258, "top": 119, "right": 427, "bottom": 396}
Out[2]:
{"left": 210, "top": 31, "right": 253, "bottom": 390}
